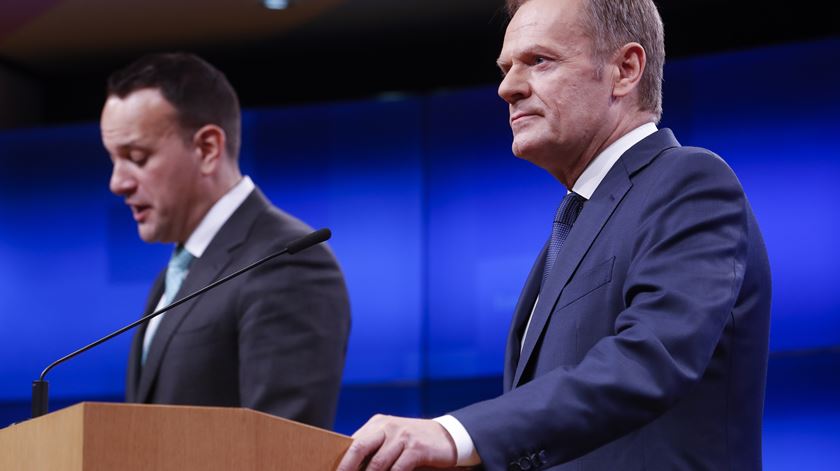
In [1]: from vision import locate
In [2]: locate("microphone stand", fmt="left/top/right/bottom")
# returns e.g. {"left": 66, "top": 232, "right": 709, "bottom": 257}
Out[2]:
{"left": 31, "top": 228, "right": 330, "bottom": 418}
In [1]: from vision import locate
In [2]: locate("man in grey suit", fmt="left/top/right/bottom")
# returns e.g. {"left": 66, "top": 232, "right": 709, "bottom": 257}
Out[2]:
{"left": 338, "top": 0, "right": 771, "bottom": 469}
{"left": 101, "top": 53, "right": 351, "bottom": 429}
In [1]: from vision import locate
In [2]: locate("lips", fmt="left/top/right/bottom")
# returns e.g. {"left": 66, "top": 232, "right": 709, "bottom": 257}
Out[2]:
{"left": 129, "top": 204, "right": 152, "bottom": 222}
{"left": 510, "top": 111, "right": 539, "bottom": 125}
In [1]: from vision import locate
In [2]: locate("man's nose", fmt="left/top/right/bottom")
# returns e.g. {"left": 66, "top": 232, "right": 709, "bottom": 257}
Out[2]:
{"left": 498, "top": 66, "right": 529, "bottom": 105}
{"left": 109, "top": 162, "right": 137, "bottom": 196}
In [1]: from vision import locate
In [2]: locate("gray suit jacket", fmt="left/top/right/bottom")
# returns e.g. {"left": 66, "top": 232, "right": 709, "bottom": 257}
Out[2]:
{"left": 453, "top": 129, "right": 771, "bottom": 470}
{"left": 126, "top": 187, "right": 351, "bottom": 429}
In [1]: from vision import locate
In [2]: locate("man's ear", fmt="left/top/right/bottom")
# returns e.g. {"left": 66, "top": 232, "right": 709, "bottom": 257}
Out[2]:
{"left": 192, "top": 125, "right": 227, "bottom": 175}
{"left": 611, "top": 42, "right": 646, "bottom": 99}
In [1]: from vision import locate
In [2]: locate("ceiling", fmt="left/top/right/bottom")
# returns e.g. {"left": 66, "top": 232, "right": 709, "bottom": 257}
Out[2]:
{"left": 0, "top": 0, "right": 837, "bottom": 128}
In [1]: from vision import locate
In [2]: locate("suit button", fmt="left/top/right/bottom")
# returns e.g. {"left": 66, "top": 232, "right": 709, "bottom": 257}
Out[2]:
{"left": 518, "top": 457, "right": 533, "bottom": 470}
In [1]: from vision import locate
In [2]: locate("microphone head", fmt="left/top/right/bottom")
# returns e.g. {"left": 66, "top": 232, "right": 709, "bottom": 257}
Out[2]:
{"left": 286, "top": 228, "right": 331, "bottom": 254}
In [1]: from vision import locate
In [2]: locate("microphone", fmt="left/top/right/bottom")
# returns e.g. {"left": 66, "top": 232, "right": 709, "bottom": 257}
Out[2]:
{"left": 287, "top": 227, "right": 331, "bottom": 254}
{"left": 31, "top": 228, "right": 332, "bottom": 418}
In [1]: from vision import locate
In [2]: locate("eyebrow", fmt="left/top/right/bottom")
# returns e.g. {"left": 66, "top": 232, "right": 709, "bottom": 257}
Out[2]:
{"left": 113, "top": 140, "right": 151, "bottom": 153}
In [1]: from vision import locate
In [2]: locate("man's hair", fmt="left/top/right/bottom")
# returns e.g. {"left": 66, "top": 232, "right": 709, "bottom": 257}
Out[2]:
{"left": 506, "top": 0, "right": 664, "bottom": 121}
{"left": 106, "top": 52, "right": 242, "bottom": 158}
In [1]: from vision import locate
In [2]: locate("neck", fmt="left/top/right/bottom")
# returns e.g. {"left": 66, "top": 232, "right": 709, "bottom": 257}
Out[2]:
{"left": 176, "top": 162, "right": 242, "bottom": 244}
{"left": 553, "top": 112, "right": 655, "bottom": 188}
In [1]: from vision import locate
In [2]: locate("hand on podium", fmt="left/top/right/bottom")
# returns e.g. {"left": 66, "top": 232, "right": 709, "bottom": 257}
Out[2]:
{"left": 337, "top": 415, "right": 460, "bottom": 470}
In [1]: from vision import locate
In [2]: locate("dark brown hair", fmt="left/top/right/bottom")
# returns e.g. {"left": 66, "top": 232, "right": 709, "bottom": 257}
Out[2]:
{"left": 107, "top": 52, "right": 242, "bottom": 158}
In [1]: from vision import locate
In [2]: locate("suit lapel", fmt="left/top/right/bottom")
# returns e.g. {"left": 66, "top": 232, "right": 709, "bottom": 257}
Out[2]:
{"left": 511, "top": 129, "right": 680, "bottom": 388}
{"left": 503, "top": 243, "right": 547, "bottom": 392}
{"left": 135, "top": 250, "right": 232, "bottom": 401}
{"left": 135, "top": 188, "right": 268, "bottom": 402}
{"left": 127, "top": 271, "right": 165, "bottom": 402}
{"left": 512, "top": 172, "right": 632, "bottom": 387}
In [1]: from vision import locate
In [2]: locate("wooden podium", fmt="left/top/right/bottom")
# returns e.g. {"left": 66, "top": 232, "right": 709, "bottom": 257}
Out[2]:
{"left": 0, "top": 402, "right": 352, "bottom": 470}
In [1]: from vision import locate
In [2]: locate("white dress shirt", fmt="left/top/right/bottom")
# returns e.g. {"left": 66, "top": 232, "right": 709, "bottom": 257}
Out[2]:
{"left": 435, "top": 123, "right": 658, "bottom": 467}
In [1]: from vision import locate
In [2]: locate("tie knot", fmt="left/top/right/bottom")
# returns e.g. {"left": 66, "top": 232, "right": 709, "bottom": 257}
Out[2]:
{"left": 553, "top": 192, "right": 585, "bottom": 225}
{"left": 169, "top": 246, "right": 195, "bottom": 271}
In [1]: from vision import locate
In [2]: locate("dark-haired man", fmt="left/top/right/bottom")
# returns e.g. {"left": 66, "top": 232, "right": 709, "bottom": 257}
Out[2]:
{"left": 101, "top": 53, "right": 351, "bottom": 429}
{"left": 338, "top": 0, "right": 771, "bottom": 469}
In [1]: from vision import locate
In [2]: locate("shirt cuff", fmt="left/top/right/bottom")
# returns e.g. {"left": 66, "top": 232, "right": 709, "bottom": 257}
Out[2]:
{"left": 433, "top": 414, "right": 481, "bottom": 466}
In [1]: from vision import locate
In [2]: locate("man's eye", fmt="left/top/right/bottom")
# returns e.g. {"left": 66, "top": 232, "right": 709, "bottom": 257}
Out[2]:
{"left": 534, "top": 56, "right": 546, "bottom": 65}
{"left": 129, "top": 152, "right": 149, "bottom": 165}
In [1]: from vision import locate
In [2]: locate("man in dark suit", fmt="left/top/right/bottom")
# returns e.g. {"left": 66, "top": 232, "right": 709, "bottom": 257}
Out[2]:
{"left": 101, "top": 53, "right": 351, "bottom": 429}
{"left": 338, "top": 0, "right": 771, "bottom": 469}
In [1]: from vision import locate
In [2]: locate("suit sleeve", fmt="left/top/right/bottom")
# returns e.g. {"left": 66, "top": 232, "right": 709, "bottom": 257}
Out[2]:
{"left": 451, "top": 151, "right": 751, "bottom": 469}
{"left": 235, "top": 242, "right": 351, "bottom": 429}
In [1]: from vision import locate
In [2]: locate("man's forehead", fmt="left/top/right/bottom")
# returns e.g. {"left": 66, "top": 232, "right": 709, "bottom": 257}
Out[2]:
{"left": 506, "top": 0, "right": 581, "bottom": 32}
{"left": 501, "top": 1, "right": 586, "bottom": 53}
{"left": 500, "top": 20, "right": 561, "bottom": 59}
{"left": 507, "top": 19, "right": 541, "bottom": 35}
{"left": 106, "top": 89, "right": 177, "bottom": 120}
{"left": 107, "top": 89, "right": 173, "bottom": 114}
{"left": 102, "top": 98, "right": 179, "bottom": 146}
{"left": 502, "top": 20, "right": 554, "bottom": 51}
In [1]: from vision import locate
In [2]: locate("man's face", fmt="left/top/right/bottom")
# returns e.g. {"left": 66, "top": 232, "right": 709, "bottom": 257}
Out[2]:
{"left": 102, "top": 88, "right": 203, "bottom": 243}
{"left": 497, "top": 0, "right": 613, "bottom": 175}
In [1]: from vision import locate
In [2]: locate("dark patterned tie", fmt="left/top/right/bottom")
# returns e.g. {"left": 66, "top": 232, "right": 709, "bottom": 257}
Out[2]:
{"left": 541, "top": 192, "right": 585, "bottom": 290}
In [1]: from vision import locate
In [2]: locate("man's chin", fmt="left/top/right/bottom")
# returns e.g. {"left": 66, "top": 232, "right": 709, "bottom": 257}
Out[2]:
{"left": 137, "top": 225, "right": 160, "bottom": 243}
{"left": 512, "top": 138, "right": 538, "bottom": 160}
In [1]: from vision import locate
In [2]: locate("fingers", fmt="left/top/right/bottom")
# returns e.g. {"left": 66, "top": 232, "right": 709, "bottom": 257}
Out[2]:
{"left": 338, "top": 416, "right": 387, "bottom": 471}
{"left": 364, "top": 434, "right": 406, "bottom": 471}
{"left": 389, "top": 447, "right": 426, "bottom": 471}
{"left": 337, "top": 415, "right": 459, "bottom": 471}
{"left": 338, "top": 436, "right": 380, "bottom": 470}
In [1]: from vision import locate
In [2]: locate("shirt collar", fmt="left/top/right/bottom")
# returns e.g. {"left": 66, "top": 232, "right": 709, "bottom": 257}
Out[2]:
{"left": 572, "top": 122, "right": 658, "bottom": 199}
{"left": 183, "top": 176, "right": 255, "bottom": 258}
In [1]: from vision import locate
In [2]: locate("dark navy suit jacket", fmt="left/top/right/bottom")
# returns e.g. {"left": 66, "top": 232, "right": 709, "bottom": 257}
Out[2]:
{"left": 125, "top": 188, "right": 351, "bottom": 429}
{"left": 452, "top": 129, "right": 771, "bottom": 470}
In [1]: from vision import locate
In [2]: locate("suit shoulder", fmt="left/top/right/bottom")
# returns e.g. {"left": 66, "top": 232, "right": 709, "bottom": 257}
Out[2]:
{"left": 253, "top": 204, "right": 315, "bottom": 243}
{"left": 650, "top": 145, "right": 744, "bottom": 191}
{"left": 660, "top": 145, "right": 736, "bottom": 174}
{"left": 247, "top": 202, "right": 343, "bottom": 265}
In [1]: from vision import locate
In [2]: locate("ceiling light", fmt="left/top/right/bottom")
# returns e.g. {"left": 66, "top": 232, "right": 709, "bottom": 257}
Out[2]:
{"left": 263, "top": 0, "right": 291, "bottom": 10}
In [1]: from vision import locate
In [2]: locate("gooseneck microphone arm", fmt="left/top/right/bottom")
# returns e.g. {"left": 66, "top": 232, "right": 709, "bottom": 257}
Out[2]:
{"left": 31, "top": 228, "right": 332, "bottom": 418}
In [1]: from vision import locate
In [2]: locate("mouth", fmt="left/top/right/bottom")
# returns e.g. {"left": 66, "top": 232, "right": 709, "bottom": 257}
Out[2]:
{"left": 510, "top": 111, "right": 539, "bottom": 125}
{"left": 129, "top": 204, "right": 152, "bottom": 223}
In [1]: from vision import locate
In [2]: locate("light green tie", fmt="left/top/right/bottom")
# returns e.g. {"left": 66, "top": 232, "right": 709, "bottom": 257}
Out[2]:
{"left": 141, "top": 246, "right": 195, "bottom": 364}
{"left": 163, "top": 246, "right": 195, "bottom": 305}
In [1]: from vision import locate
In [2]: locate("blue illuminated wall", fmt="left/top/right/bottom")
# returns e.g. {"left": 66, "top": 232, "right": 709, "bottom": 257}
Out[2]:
{"left": 1, "top": 38, "right": 838, "bottom": 468}
{"left": 664, "top": 41, "right": 840, "bottom": 353}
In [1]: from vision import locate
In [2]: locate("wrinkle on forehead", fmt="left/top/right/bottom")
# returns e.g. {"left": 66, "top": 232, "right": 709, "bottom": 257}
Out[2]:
{"left": 507, "top": 19, "right": 540, "bottom": 35}
{"left": 507, "top": 0, "right": 585, "bottom": 36}
{"left": 501, "top": 0, "right": 593, "bottom": 62}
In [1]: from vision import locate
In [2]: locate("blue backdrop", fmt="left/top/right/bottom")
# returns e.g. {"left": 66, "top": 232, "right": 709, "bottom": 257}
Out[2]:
{"left": 1, "top": 38, "right": 838, "bottom": 468}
